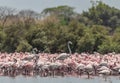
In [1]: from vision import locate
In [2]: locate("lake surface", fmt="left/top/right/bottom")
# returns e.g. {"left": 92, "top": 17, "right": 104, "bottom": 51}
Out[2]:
{"left": 0, "top": 76, "right": 120, "bottom": 83}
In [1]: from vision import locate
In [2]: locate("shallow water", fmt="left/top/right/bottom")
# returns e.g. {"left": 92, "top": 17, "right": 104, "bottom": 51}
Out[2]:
{"left": 0, "top": 76, "right": 120, "bottom": 83}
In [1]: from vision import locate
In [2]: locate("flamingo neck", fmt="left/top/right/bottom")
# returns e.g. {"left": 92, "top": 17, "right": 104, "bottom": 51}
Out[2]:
{"left": 68, "top": 43, "right": 72, "bottom": 54}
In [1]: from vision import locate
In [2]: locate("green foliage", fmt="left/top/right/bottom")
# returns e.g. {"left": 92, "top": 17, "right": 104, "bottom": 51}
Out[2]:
{"left": 77, "top": 32, "right": 95, "bottom": 53}
{"left": 41, "top": 5, "right": 74, "bottom": 17}
{"left": 0, "top": 3, "right": 120, "bottom": 54}
{"left": 16, "top": 40, "right": 32, "bottom": 52}
{"left": 41, "top": 5, "right": 76, "bottom": 25}
{"left": 83, "top": 1, "right": 120, "bottom": 30}
{"left": 90, "top": 25, "right": 109, "bottom": 51}
{"left": 113, "top": 27, "right": 120, "bottom": 43}
{"left": 98, "top": 36, "right": 120, "bottom": 53}
{"left": 0, "top": 30, "right": 6, "bottom": 51}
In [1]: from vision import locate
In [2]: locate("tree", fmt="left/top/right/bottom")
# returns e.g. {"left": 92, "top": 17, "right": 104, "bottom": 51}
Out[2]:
{"left": 77, "top": 28, "right": 95, "bottom": 53}
{"left": 41, "top": 5, "right": 76, "bottom": 25}
{"left": 83, "top": 1, "right": 120, "bottom": 30}
{"left": 18, "top": 9, "right": 39, "bottom": 20}
{"left": 0, "top": 29, "right": 6, "bottom": 52}
{"left": 90, "top": 25, "right": 109, "bottom": 51}
{"left": 16, "top": 40, "right": 32, "bottom": 52}
{"left": 26, "top": 15, "right": 60, "bottom": 53}
{"left": 98, "top": 36, "right": 120, "bottom": 53}
{"left": 0, "top": 6, "right": 16, "bottom": 27}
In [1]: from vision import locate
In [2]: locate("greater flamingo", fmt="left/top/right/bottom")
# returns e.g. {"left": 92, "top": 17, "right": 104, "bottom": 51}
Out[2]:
{"left": 55, "top": 41, "right": 72, "bottom": 60}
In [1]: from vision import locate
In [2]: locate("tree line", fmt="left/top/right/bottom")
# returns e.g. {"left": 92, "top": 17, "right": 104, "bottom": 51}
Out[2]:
{"left": 0, "top": 1, "right": 120, "bottom": 54}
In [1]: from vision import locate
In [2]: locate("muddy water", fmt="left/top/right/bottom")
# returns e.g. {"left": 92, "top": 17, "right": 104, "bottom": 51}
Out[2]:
{"left": 0, "top": 76, "right": 120, "bottom": 83}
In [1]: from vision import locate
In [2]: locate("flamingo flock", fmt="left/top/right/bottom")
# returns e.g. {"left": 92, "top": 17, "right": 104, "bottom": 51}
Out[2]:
{"left": 0, "top": 52, "right": 120, "bottom": 78}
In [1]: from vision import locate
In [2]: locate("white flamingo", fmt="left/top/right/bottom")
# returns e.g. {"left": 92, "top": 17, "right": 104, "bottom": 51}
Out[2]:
{"left": 98, "top": 69, "right": 111, "bottom": 75}
{"left": 84, "top": 64, "right": 93, "bottom": 78}
{"left": 112, "top": 64, "right": 120, "bottom": 75}
{"left": 76, "top": 63, "right": 85, "bottom": 76}
{"left": 55, "top": 41, "right": 72, "bottom": 60}
{"left": 98, "top": 66, "right": 109, "bottom": 71}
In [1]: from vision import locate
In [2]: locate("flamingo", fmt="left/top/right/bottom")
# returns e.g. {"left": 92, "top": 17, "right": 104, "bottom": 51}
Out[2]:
{"left": 40, "top": 64, "right": 50, "bottom": 77}
{"left": 84, "top": 64, "right": 93, "bottom": 78}
{"left": 98, "top": 66, "right": 109, "bottom": 71}
{"left": 32, "top": 48, "right": 38, "bottom": 54}
{"left": 112, "top": 64, "right": 120, "bottom": 75}
{"left": 55, "top": 41, "right": 72, "bottom": 61}
{"left": 99, "top": 61, "right": 108, "bottom": 67}
{"left": 76, "top": 63, "right": 85, "bottom": 76}
{"left": 48, "top": 62, "right": 62, "bottom": 76}
{"left": 31, "top": 48, "right": 40, "bottom": 64}
{"left": 98, "top": 69, "right": 111, "bottom": 75}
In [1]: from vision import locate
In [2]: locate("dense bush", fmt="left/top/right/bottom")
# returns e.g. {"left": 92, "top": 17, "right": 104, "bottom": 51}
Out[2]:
{"left": 0, "top": 1, "right": 120, "bottom": 53}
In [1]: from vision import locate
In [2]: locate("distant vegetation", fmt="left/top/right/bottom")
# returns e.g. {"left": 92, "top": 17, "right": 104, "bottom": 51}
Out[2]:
{"left": 0, "top": 1, "right": 120, "bottom": 53}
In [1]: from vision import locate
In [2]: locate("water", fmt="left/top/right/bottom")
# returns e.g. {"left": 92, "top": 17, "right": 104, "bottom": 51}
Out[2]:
{"left": 0, "top": 76, "right": 120, "bottom": 83}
